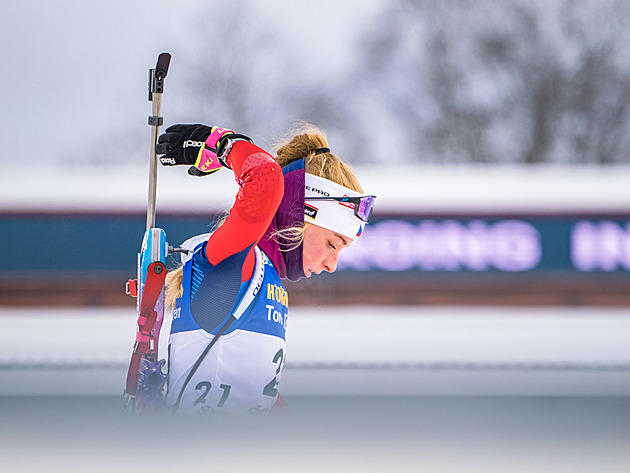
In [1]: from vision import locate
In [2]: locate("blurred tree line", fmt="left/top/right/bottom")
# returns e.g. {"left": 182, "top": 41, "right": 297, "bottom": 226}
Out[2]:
{"left": 176, "top": 0, "right": 630, "bottom": 165}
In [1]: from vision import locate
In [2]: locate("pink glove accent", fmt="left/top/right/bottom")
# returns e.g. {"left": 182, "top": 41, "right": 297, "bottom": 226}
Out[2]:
{"left": 194, "top": 127, "right": 234, "bottom": 173}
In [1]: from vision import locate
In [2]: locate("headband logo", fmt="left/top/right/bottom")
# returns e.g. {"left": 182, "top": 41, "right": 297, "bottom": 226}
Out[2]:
{"left": 305, "top": 185, "right": 329, "bottom": 196}
{"left": 304, "top": 204, "right": 318, "bottom": 219}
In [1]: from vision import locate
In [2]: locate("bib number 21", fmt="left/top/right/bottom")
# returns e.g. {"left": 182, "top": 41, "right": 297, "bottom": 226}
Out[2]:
{"left": 194, "top": 381, "right": 231, "bottom": 410}
{"left": 263, "top": 348, "right": 284, "bottom": 397}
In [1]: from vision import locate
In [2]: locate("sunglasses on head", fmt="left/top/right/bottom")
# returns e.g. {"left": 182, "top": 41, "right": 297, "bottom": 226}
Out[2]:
{"left": 304, "top": 195, "right": 376, "bottom": 223}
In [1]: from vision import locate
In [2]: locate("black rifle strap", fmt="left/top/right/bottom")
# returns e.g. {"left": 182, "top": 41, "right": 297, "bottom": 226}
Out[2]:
{"left": 171, "top": 315, "right": 236, "bottom": 413}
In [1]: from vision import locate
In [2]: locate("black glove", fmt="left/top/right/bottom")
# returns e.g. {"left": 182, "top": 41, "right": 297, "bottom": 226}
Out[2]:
{"left": 156, "top": 124, "right": 211, "bottom": 164}
{"left": 157, "top": 124, "right": 253, "bottom": 177}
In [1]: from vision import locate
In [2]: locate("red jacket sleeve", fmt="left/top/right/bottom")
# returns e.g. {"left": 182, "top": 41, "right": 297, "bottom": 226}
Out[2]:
{"left": 204, "top": 140, "right": 284, "bottom": 282}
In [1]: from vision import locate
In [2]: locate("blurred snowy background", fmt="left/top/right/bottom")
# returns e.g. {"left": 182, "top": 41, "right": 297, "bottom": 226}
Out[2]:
{"left": 1, "top": 1, "right": 629, "bottom": 472}
{"left": 1, "top": 0, "right": 629, "bottom": 166}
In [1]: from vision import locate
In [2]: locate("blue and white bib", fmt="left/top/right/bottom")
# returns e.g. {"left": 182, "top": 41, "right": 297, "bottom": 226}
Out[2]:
{"left": 166, "top": 245, "right": 288, "bottom": 415}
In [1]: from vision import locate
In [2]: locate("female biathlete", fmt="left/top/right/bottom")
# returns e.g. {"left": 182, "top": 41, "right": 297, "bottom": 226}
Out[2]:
{"left": 155, "top": 123, "right": 375, "bottom": 415}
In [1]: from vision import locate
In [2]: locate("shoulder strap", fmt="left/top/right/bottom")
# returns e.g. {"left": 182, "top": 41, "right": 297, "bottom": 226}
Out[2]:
{"left": 232, "top": 246, "right": 266, "bottom": 320}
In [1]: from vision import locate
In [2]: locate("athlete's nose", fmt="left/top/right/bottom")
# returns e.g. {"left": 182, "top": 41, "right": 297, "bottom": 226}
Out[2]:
{"left": 323, "top": 253, "right": 339, "bottom": 273}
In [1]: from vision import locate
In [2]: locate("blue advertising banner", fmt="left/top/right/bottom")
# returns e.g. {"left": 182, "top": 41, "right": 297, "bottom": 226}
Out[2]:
{"left": 337, "top": 216, "right": 630, "bottom": 275}
{"left": 1, "top": 213, "right": 629, "bottom": 278}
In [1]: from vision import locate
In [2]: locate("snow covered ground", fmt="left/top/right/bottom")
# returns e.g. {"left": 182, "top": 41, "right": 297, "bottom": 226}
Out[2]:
{"left": 1, "top": 305, "right": 628, "bottom": 397}
{"left": 1, "top": 305, "right": 629, "bottom": 473}
{"left": 1, "top": 394, "right": 629, "bottom": 473}
{"left": 0, "top": 307, "right": 630, "bottom": 473}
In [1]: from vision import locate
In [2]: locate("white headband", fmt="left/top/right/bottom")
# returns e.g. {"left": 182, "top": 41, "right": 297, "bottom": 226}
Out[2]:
{"left": 304, "top": 173, "right": 366, "bottom": 240}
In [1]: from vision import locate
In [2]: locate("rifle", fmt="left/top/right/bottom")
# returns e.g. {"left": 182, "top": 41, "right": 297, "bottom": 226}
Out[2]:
{"left": 124, "top": 53, "right": 172, "bottom": 413}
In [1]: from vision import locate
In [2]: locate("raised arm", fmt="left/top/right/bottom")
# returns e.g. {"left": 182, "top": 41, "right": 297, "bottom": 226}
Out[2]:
{"left": 157, "top": 124, "right": 284, "bottom": 281}
{"left": 205, "top": 140, "right": 284, "bottom": 279}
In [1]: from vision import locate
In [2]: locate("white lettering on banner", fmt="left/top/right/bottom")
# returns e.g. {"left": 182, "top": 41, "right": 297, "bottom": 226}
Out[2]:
{"left": 571, "top": 221, "right": 630, "bottom": 271}
{"left": 337, "top": 219, "right": 542, "bottom": 272}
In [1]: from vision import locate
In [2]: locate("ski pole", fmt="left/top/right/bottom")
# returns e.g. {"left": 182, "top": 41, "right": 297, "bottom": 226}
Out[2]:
{"left": 146, "top": 52, "right": 171, "bottom": 231}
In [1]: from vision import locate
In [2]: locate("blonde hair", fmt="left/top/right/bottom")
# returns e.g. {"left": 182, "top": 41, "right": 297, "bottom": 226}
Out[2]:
{"left": 165, "top": 123, "right": 362, "bottom": 310}
{"left": 165, "top": 268, "right": 184, "bottom": 310}
{"left": 274, "top": 122, "right": 363, "bottom": 193}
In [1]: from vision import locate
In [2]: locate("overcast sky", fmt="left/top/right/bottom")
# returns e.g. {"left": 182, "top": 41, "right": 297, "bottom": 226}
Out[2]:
{"left": 0, "top": 0, "right": 383, "bottom": 166}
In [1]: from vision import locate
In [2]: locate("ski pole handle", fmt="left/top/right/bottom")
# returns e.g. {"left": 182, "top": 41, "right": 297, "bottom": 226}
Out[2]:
{"left": 146, "top": 52, "right": 171, "bottom": 231}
